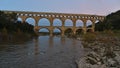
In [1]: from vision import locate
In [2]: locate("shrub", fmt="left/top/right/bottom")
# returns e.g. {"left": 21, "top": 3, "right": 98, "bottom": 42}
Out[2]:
{"left": 82, "top": 33, "right": 96, "bottom": 43}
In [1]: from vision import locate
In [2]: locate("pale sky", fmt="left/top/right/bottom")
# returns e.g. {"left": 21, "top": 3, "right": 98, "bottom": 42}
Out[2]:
{"left": 0, "top": 0, "right": 120, "bottom": 15}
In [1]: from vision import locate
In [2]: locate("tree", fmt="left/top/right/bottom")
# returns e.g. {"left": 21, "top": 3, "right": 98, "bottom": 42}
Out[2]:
{"left": 95, "top": 10, "right": 120, "bottom": 31}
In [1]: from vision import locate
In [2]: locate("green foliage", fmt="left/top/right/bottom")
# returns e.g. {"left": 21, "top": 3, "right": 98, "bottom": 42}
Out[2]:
{"left": 0, "top": 11, "right": 17, "bottom": 24}
{"left": 105, "top": 10, "right": 120, "bottom": 30}
{"left": 95, "top": 10, "right": 120, "bottom": 31}
{"left": 0, "top": 11, "right": 36, "bottom": 43}
{"left": 2, "top": 27, "right": 8, "bottom": 35}
{"left": 1, "top": 27, "right": 8, "bottom": 40}
{"left": 0, "top": 11, "right": 35, "bottom": 34}
{"left": 82, "top": 33, "right": 96, "bottom": 43}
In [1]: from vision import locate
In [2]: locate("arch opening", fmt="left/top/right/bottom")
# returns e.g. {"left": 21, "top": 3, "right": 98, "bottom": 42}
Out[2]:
{"left": 53, "top": 19, "right": 62, "bottom": 26}
{"left": 87, "top": 29, "right": 93, "bottom": 33}
{"left": 64, "top": 28, "right": 73, "bottom": 36}
{"left": 38, "top": 28, "right": 50, "bottom": 35}
{"left": 25, "top": 17, "right": 35, "bottom": 26}
{"left": 95, "top": 20, "right": 99, "bottom": 24}
{"left": 76, "top": 29, "right": 83, "bottom": 35}
{"left": 76, "top": 20, "right": 84, "bottom": 27}
{"left": 65, "top": 19, "right": 73, "bottom": 26}
{"left": 86, "top": 20, "right": 93, "bottom": 28}
{"left": 38, "top": 18, "right": 50, "bottom": 26}
{"left": 17, "top": 17, "right": 22, "bottom": 23}
{"left": 53, "top": 28, "right": 61, "bottom": 35}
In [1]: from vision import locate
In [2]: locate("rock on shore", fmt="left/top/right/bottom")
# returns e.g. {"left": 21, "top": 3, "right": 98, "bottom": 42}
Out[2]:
{"left": 76, "top": 37, "right": 120, "bottom": 68}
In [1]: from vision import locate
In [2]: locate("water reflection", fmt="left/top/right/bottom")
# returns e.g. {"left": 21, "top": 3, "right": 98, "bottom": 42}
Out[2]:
{"left": 61, "top": 37, "right": 66, "bottom": 45}
{"left": 33, "top": 36, "right": 67, "bottom": 52}
{"left": 32, "top": 35, "right": 81, "bottom": 56}
{"left": 49, "top": 36, "right": 53, "bottom": 48}
{"left": 0, "top": 35, "right": 83, "bottom": 68}
{"left": 34, "top": 37, "right": 39, "bottom": 55}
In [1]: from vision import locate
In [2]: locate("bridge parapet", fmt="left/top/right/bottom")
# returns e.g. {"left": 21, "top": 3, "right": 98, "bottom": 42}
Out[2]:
{"left": 2, "top": 10, "right": 105, "bottom": 21}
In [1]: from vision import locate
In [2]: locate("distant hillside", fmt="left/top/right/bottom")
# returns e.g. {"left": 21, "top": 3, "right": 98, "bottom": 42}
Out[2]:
{"left": 95, "top": 10, "right": 120, "bottom": 31}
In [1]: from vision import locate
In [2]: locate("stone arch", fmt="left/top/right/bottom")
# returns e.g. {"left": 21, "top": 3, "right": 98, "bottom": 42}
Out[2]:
{"left": 65, "top": 19, "right": 73, "bottom": 26}
{"left": 76, "top": 29, "right": 83, "bottom": 35}
{"left": 25, "top": 17, "right": 35, "bottom": 26}
{"left": 64, "top": 28, "right": 73, "bottom": 36}
{"left": 38, "top": 18, "right": 50, "bottom": 26}
{"left": 53, "top": 27, "right": 62, "bottom": 35}
{"left": 86, "top": 20, "right": 93, "bottom": 27}
{"left": 17, "top": 17, "right": 22, "bottom": 22}
{"left": 87, "top": 29, "right": 93, "bottom": 32}
{"left": 53, "top": 18, "right": 62, "bottom": 26}
{"left": 39, "top": 28, "right": 50, "bottom": 35}
{"left": 76, "top": 20, "right": 84, "bottom": 27}
{"left": 95, "top": 20, "right": 100, "bottom": 23}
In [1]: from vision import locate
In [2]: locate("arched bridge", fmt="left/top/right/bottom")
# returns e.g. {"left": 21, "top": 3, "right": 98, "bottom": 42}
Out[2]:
{"left": 4, "top": 10, "right": 105, "bottom": 36}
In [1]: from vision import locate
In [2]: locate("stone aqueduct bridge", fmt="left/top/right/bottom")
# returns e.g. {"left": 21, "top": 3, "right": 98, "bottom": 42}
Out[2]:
{"left": 4, "top": 11, "right": 105, "bottom": 36}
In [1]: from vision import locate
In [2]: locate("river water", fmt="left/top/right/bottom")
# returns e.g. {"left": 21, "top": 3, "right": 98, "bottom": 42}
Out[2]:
{"left": 0, "top": 35, "right": 84, "bottom": 68}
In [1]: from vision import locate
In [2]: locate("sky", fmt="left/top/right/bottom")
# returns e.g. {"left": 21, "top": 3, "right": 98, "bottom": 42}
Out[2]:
{"left": 0, "top": 0, "right": 120, "bottom": 15}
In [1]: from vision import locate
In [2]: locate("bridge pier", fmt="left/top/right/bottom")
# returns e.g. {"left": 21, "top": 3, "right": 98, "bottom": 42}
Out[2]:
{"left": 61, "top": 30, "right": 65, "bottom": 37}
{"left": 61, "top": 19, "right": 65, "bottom": 37}
{"left": 72, "top": 19, "right": 77, "bottom": 35}
{"left": 73, "top": 31, "right": 76, "bottom": 35}
{"left": 34, "top": 17, "right": 40, "bottom": 26}
{"left": 91, "top": 20, "right": 96, "bottom": 32}
{"left": 50, "top": 30, "right": 53, "bottom": 37}
{"left": 82, "top": 19, "right": 87, "bottom": 34}
{"left": 21, "top": 16, "right": 27, "bottom": 23}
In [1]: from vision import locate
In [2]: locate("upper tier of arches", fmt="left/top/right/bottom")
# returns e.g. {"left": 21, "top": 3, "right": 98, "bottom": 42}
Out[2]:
{"left": 4, "top": 10, "right": 105, "bottom": 24}
{"left": 17, "top": 17, "right": 101, "bottom": 27}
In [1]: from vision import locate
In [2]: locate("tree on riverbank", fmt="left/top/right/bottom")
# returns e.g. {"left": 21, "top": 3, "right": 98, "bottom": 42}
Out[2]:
{"left": 0, "top": 11, "right": 35, "bottom": 34}
{"left": 95, "top": 10, "right": 120, "bottom": 31}
{"left": 0, "top": 11, "right": 36, "bottom": 43}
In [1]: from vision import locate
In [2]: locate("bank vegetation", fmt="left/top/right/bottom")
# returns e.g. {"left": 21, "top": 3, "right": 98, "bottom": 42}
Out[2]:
{"left": 0, "top": 11, "right": 37, "bottom": 44}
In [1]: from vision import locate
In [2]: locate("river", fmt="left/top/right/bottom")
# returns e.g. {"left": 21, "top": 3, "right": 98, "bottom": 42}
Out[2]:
{"left": 0, "top": 35, "right": 84, "bottom": 68}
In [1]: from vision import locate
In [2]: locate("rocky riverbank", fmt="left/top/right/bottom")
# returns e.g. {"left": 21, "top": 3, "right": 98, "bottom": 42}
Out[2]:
{"left": 76, "top": 32, "right": 120, "bottom": 68}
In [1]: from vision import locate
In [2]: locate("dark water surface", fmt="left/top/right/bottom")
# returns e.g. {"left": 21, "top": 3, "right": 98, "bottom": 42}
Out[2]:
{"left": 0, "top": 36, "right": 84, "bottom": 68}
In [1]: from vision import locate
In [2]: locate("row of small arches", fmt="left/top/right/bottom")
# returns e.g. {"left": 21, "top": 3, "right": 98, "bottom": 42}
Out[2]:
{"left": 17, "top": 17, "right": 99, "bottom": 27}
{"left": 17, "top": 13, "right": 104, "bottom": 20}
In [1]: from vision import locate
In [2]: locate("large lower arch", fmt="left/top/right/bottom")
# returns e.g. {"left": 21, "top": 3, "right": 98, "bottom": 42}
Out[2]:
{"left": 76, "top": 29, "right": 83, "bottom": 35}
{"left": 64, "top": 28, "right": 73, "bottom": 36}
{"left": 39, "top": 28, "right": 50, "bottom": 35}
{"left": 86, "top": 20, "right": 93, "bottom": 28}
{"left": 87, "top": 29, "right": 93, "bottom": 32}
{"left": 95, "top": 20, "right": 100, "bottom": 24}
{"left": 64, "top": 19, "right": 73, "bottom": 26}
{"left": 38, "top": 18, "right": 50, "bottom": 26}
{"left": 25, "top": 17, "right": 35, "bottom": 26}
{"left": 53, "top": 28, "right": 61, "bottom": 35}
{"left": 53, "top": 18, "right": 62, "bottom": 26}
{"left": 76, "top": 20, "right": 84, "bottom": 27}
{"left": 17, "top": 17, "right": 22, "bottom": 23}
